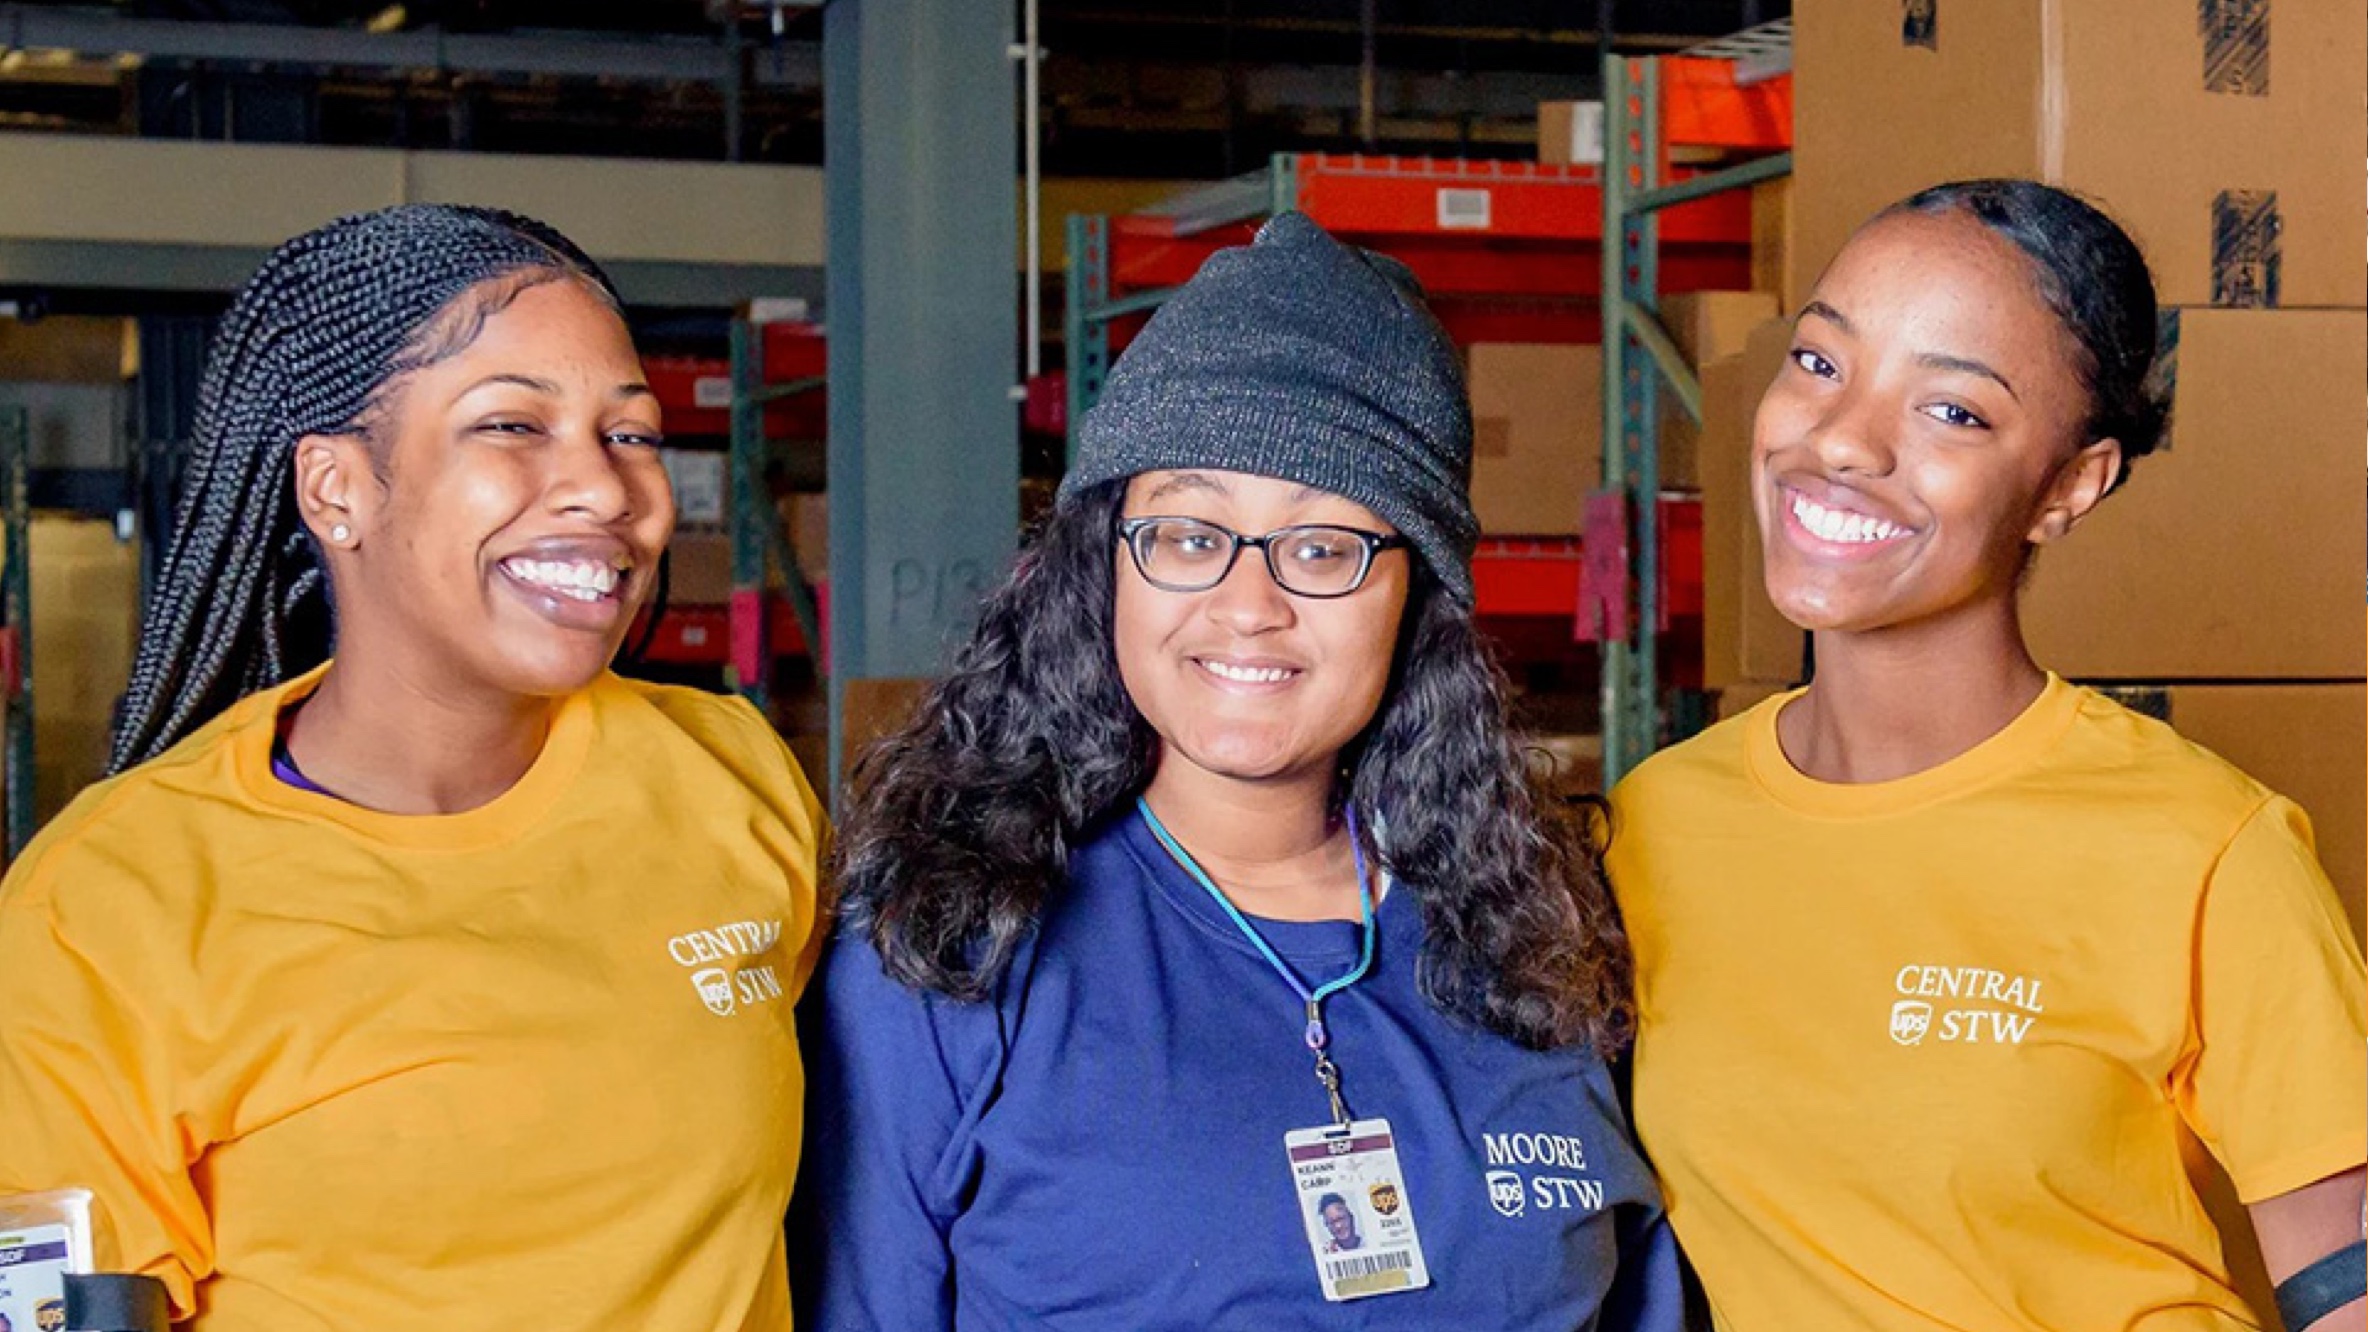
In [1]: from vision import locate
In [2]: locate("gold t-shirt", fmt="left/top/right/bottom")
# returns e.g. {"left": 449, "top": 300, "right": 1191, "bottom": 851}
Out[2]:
{"left": 0, "top": 668, "right": 827, "bottom": 1330}
{"left": 1608, "top": 675, "right": 2366, "bottom": 1330}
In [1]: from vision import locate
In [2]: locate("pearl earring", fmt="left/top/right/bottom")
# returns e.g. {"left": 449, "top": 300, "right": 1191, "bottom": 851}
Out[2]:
{"left": 329, "top": 524, "right": 351, "bottom": 544}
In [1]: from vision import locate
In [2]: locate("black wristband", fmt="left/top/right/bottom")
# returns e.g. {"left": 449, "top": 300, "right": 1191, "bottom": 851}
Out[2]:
{"left": 62, "top": 1273, "right": 170, "bottom": 1332}
{"left": 2275, "top": 1239, "right": 2367, "bottom": 1332}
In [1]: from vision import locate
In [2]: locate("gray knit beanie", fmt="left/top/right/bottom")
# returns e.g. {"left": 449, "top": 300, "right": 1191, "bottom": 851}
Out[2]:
{"left": 1063, "top": 211, "right": 1479, "bottom": 604}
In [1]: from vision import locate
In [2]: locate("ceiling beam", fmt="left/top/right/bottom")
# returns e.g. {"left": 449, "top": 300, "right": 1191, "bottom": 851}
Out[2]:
{"left": 0, "top": 4, "right": 819, "bottom": 87}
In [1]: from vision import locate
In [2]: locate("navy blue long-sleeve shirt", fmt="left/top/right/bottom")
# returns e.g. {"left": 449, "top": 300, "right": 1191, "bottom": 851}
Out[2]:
{"left": 790, "top": 812, "right": 1682, "bottom": 1330}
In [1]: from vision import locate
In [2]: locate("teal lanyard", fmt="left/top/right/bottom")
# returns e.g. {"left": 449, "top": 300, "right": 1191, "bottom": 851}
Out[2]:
{"left": 1137, "top": 795, "right": 1376, "bottom": 1125}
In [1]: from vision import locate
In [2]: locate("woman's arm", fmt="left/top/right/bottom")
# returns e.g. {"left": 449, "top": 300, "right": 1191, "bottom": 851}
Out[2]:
{"left": 787, "top": 926, "right": 1002, "bottom": 1331}
{"left": 2250, "top": 1167, "right": 2365, "bottom": 1332}
{"left": 0, "top": 881, "right": 211, "bottom": 1318}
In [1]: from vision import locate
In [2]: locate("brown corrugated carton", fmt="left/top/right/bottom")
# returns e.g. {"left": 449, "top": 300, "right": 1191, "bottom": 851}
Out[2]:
{"left": 1659, "top": 291, "right": 1781, "bottom": 368}
{"left": 30, "top": 517, "right": 140, "bottom": 821}
{"left": 666, "top": 531, "right": 735, "bottom": 605}
{"left": 1659, "top": 291, "right": 1781, "bottom": 493}
{"left": 1536, "top": 101, "right": 1605, "bottom": 167}
{"left": 1466, "top": 343, "right": 1601, "bottom": 535}
{"left": 1466, "top": 309, "right": 1771, "bottom": 526}
{"left": 2023, "top": 308, "right": 2364, "bottom": 677}
{"left": 1751, "top": 176, "right": 1795, "bottom": 313}
{"left": 1702, "top": 309, "right": 2367, "bottom": 684}
{"left": 1696, "top": 320, "right": 1804, "bottom": 686}
{"left": 1792, "top": 0, "right": 2367, "bottom": 309}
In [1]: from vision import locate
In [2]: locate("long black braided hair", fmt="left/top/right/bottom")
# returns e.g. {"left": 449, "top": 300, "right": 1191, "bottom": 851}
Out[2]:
{"left": 109, "top": 204, "right": 619, "bottom": 775}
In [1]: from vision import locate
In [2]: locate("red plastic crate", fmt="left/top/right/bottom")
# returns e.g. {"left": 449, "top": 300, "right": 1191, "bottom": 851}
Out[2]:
{"left": 1656, "top": 60, "right": 1793, "bottom": 153}
{"left": 645, "top": 321, "right": 829, "bottom": 440}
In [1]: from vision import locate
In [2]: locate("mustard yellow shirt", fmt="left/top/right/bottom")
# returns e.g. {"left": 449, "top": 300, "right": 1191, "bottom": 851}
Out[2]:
{"left": 1608, "top": 676, "right": 2367, "bottom": 1331}
{"left": 0, "top": 669, "right": 827, "bottom": 1330}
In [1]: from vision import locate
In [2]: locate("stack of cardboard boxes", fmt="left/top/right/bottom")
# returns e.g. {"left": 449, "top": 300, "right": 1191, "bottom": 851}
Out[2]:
{"left": 1481, "top": 67, "right": 1789, "bottom": 540}
{"left": 1694, "top": 7, "right": 2366, "bottom": 1311}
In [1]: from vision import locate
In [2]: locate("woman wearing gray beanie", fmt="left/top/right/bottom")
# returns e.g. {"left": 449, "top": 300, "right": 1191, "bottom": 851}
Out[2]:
{"left": 794, "top": 212, "right": 1680, "bottom": 1329}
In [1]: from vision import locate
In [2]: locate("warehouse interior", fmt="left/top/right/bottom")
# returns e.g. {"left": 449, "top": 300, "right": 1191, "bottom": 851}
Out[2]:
{"left": 0, "top": 1, "right": 2360, "bottom": 879}
{"left": 0, "top": 0, "right": 2363, "bottom": 1321}
{"left": 2, "top": 0, "right": 2361, "bottom": 887}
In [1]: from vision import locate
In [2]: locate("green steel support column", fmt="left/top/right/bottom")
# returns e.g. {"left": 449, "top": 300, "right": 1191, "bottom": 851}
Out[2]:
{"left": 825, "top": 0, "right": 1019, "bottom": 790}
{"left": 727, "top": 316, "right": 768, "bottom": 709}
{"left": 1268, "top": 153, "right": 1301, "bottom": 215}
{"left": 1599, "top": 54, "right": 1663, "bottom": 786}
{"left": 1065, "top": 213, "right": 1110, "bottom": 462}
{"left": 0, "top": 406, "right": 31, "bottom": 857}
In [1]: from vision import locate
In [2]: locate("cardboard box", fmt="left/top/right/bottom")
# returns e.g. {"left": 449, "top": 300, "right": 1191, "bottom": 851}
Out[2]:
{"left": 1701, "top": 310, "right": 2368, "bottom": 684}
{"left": 839, "top": 676, "right": 930, "bottom": 791}
{"left": 2023, "top": 308, "right": 2365, "bottom": 678}
{"left": 779, "top": 492, "right": 828, "bottom": 586}
{"left": 1657, "top": 291, "right": 1782, "bottom": 493}
{"left": 1751, "top": 176, "right": 1796, "bottom": 312}
{"left": 1792, "top": 0, "right": 2368, "bottom": 309}
{"left": 1713, "top": 680, "right": 1793, "bottom": 721}
{"left": 1465, "top": 316, "right": 1768, "bottom": 526}
{"left": 0, "top": 317, "right": 132, "bottom": 385}
{"left": 1697, "top": 319, "right": 1804, "bottom": 687}
{"left": 1658, "top": 291, "right": 1781, "bottom": 368}
{"left": 30, "top": 517, "right": 140, "bottom": 821}
{"left": 1466, "top": 343, "right": 1601, "bottom": 535}
{"left": 1537, "top": 100, "right": 1605, "bottom": 167}
{"left": 667, "top": 530, "right": 734, "bottom": 605}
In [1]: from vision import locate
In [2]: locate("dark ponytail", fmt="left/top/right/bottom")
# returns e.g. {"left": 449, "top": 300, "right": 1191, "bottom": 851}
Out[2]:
{"left": 1886, "top": 179, "right": 2168, "bottom": 490}
{"left": 110, "top": 205, "right": 616, "bottom": 774}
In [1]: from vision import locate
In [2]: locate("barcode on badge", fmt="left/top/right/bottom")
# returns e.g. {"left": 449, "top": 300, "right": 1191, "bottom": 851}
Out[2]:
{"left": 1324, "top": 1248, "right": 1414, "bottom": 1296}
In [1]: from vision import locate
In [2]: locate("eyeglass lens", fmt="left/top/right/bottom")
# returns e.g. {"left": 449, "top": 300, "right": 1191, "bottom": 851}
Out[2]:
{"left": 1130, "top": 518, "right": 1372, "bottom": 597}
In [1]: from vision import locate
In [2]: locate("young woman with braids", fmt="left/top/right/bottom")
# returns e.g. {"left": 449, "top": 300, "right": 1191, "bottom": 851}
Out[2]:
{"left": 1608, "top": 181, "right": 2365, "bottom": 1330}
{"left": 789, "top": 213, "right": 1680, "bottom": 1329}
{"left": 0, "top": 205, "right": 827, "bottom": 1329}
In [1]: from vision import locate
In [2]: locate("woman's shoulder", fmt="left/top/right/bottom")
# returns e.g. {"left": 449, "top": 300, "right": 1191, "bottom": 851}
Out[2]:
{"left": 602, "top": 673, "right": 780, "bottom": 752}
{"left": 2056, "top": 685, "right": 2275, "bottom": 817}
{"left": 595, "top": 675, "right": 824, "bottom": 810}
{"left": 4, "top": 688, "right": 281, "bottom": 911}
{"left": 1607, "top": 704, "right": 1765, "bottom": 819}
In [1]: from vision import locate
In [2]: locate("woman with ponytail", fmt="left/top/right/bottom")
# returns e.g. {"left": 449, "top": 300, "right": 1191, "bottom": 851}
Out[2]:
{"left": 0, "top": 206, "right": 826, "bottom": 1330}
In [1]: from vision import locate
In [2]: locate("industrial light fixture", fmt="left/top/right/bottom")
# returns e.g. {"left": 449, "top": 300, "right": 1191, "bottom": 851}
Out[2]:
{"left": 704, "top": 1, "right": 825, "bottom": 39}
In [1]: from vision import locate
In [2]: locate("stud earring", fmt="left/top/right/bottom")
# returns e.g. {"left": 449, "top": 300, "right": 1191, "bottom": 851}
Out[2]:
{"left": 329, "top": 524, "right": 351, "bottom": 544}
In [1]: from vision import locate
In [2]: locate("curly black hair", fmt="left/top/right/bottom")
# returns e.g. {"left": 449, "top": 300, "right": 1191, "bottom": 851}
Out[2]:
{"left": 833, "top": 478, "right": 1634, "bottom": 1053}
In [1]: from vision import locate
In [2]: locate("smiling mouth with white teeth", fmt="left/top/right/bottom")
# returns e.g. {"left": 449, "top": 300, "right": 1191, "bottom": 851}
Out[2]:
{"left": 1197, "top": 659, "right": 1298, "bottom": 685}
{"left": 500, "top": 556, "right": 629, "bottom": 602}
{"left": 1789, "top": 491, "right": 1911, "bottom": 545}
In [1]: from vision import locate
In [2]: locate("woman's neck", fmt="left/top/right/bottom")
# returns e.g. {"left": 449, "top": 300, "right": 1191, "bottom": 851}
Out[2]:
{"left": 1141, "top": 758, "right": 1364, "bottom": 923}
{"left": 1783, "top": 596, "right": 2048, "bottom": 784}
{"left": 283, "top": 652, "right": 558, "bottom": 815}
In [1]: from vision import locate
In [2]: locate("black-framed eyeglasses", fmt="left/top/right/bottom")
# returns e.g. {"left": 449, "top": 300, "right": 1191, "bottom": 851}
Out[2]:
{"left": 1117, "top": 515, "right": 1411, "bottom": 599}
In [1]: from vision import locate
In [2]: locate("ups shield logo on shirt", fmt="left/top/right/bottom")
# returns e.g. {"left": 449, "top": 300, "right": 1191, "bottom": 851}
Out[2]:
{"left": 1890, "top": 1000, "right": 1934, "bottom": 1046}
{"left": 1486, "top": 1171, "right": 1525, "bottom": 1218}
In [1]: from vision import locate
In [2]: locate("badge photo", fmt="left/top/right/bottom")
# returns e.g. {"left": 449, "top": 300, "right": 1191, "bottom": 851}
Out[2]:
{"left": 1284, "top": 1120, "right": 1432, "bottom": 1302}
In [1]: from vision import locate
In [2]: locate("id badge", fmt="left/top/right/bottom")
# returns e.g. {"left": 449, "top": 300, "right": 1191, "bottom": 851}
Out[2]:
{"left": 1283, "top": 1118, "right": 1430, "bottom": 1302}
{"left": 0, "top": 1189, "right": 97, "bottom": 1332}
